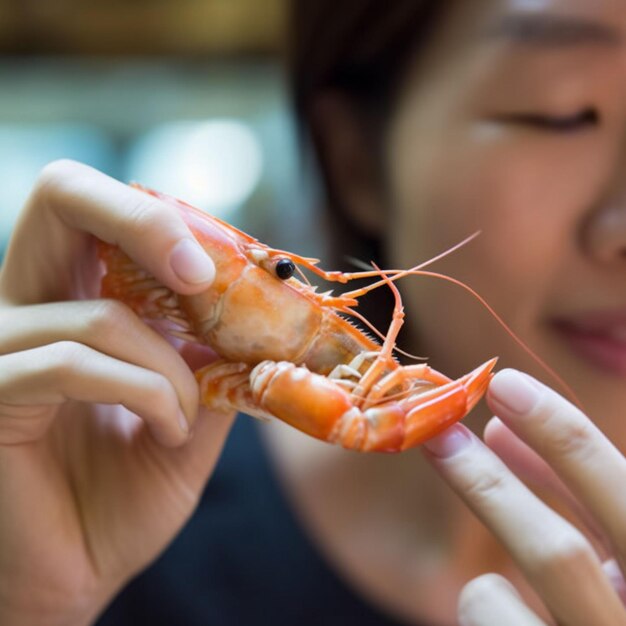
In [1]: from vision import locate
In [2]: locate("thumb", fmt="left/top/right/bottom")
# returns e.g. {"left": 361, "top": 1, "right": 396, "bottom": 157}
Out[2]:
{"left": 147, "top": 406, "right": 236, "bottom": 496}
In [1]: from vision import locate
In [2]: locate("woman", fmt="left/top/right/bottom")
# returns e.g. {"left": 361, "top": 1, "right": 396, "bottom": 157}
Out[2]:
{"left": 1, "top": 0, "right": 625, "bottom": 624}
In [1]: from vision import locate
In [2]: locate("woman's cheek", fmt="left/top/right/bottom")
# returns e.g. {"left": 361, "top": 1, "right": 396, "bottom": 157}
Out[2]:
{"left": 386, "top": 130, "right": 597, "bottom": 377}
{"left": 396, "top": 125, "right": 602, "bottom": 280}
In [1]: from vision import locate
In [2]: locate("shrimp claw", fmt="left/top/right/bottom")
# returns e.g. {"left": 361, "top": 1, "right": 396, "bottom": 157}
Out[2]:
{"left": 197, "top": 358, "right": 496, "bottom": 452}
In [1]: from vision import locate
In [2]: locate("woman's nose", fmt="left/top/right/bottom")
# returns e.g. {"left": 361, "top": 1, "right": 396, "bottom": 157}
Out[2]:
{"left": 584, "top": 138, "right": 626, "bottom": 263}
{"left": 584, "top": 202, "right": 626, "bottom": 263}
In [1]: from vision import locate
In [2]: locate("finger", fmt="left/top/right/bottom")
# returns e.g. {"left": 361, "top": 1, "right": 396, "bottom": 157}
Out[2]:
{"left": 485, "top": 417, "right": 610, "bottom": 555}
{"left": 1, "top": 160, "right": 215, "bottom": 304}
{"left": 422, "top": 425, "right": 626, "bottom": 626}
{"left": 178, "top": 342, "right": 220, "bottom": 371}
{"left": 487, "top": 370, "right": 626, "bottom": 566}
{"left": 0, "top": 342, "right": 190, "bottom": 447}
{"left": 147, "top": 406, "right": 237, "bottom": 497}
{"left": 458, "top": 574, "right": 547, "bottom": 626}
{"left": 0, "top": 300, "right": 200, "bottom": 425}
{"left": 603, "top": 559, "right": 626, "bottom": 605}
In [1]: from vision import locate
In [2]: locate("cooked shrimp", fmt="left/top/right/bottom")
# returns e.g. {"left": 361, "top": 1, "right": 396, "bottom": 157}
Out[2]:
{"left": 99, "top": 185, "right": 496, "bottom": 452}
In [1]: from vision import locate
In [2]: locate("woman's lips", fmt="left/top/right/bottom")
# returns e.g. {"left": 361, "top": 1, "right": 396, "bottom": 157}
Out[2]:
{"left": 554, "top": 314, "right": 626, "bottom": 376}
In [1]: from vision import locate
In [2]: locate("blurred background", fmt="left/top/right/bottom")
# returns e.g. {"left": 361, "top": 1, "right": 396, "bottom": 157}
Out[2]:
{"left": 0, "top": 0, "right": 320, "bottom": 257}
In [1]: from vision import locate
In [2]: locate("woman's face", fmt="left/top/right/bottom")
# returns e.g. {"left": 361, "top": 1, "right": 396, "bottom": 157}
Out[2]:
{"left": 384, "top": 0, "right": 626, "bottom": 438}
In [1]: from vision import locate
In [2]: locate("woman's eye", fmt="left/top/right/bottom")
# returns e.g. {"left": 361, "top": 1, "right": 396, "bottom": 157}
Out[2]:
{"left": 498, "top": 108, "right": 598, "bottom": 133}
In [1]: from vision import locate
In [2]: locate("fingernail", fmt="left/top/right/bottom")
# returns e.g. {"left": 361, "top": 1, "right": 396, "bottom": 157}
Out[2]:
{"left": 489, "top": 369, "right": 540, "bottom": 416}
{"left": 169, "top": 238, "right": 215, "bottom": 285}
{"left": 177, "top": 409, "right": 189, "bottom": 435}
{"left": 422, "top": 424, "right": 473, "bottom": 458}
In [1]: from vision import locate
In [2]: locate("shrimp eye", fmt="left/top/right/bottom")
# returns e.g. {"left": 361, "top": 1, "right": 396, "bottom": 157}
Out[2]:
{"left": 275, "top": 258, "right": 295, "bottom": 280}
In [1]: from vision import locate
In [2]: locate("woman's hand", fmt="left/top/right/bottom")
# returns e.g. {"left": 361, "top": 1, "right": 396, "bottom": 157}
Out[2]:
{"left": 0, "top": 160, "right": 236, "bottom": 626}
{"left": 423, "top": 369, "right": 626, "bottom": 626}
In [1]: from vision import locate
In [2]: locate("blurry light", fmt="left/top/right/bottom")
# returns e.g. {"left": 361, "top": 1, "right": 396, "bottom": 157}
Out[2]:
{"left": 0, "top": 125, "right": 116, "bottom": 248}
{"left": 126, "top": 120, "right": 263, "bottom": 217}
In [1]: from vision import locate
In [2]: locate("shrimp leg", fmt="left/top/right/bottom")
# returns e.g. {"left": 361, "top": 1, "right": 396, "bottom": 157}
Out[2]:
{"left": 196, "top": 358, "right": 496, "bottom": 453}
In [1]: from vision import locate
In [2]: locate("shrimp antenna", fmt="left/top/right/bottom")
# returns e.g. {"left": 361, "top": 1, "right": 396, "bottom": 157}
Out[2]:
{"left": 337, "top": 305, "right": 427, "bottom": 361}
{"left": 341, "top": 232, "right": 483, "bottom": 280}
{"left": 290, "top": 232, "right": 482, "bottom": 284}
{"left": 344, "top": 256, "right": 377, "bottom": 271}
{"left": 344, "top": 266, "right": 584, "bottom": 410}
{"left": 291, "top": 231, "right": 581, "bottom": 408}
{"left": 294, "top": 265, "right": 312, "bottom": 286}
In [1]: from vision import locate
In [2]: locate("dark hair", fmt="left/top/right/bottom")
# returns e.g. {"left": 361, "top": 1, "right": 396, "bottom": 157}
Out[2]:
{"left": 288, "top": 1, "right": 449, "bottom": 331}
{"left": 289, "top": 2, "right": 446, "bottom": 126}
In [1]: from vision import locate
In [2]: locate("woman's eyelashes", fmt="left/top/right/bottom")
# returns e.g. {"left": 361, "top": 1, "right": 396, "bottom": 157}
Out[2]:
{"left": 495, "top": 108, "right": 599, "bottom": 133}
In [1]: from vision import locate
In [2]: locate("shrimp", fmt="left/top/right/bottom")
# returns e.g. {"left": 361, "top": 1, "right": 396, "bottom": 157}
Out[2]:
{"left": 98, "top": 184, "right": 496, "bottom": 452}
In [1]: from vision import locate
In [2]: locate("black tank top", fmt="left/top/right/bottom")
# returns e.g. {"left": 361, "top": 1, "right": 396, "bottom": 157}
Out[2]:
{"left": 95, "top": 416, "right": 419, "bottom": 625}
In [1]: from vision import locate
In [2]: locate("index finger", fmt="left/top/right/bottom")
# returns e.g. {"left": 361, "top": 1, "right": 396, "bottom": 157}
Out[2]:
{"left": 0, "top": 160, "right": 215, "bottom": 304}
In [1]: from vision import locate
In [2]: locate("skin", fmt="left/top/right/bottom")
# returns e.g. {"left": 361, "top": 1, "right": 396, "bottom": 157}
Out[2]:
{"left": 386, "top": 0, "right": 626, "bottom": 432}
{"left": 0, "top": 160, "right": 235, "bottom": 625}
{"left": 1, "top": 2, "right": 625, "bottom": 626}
{"left": 265, "top": 0, "right": 626, "bottom": 624}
